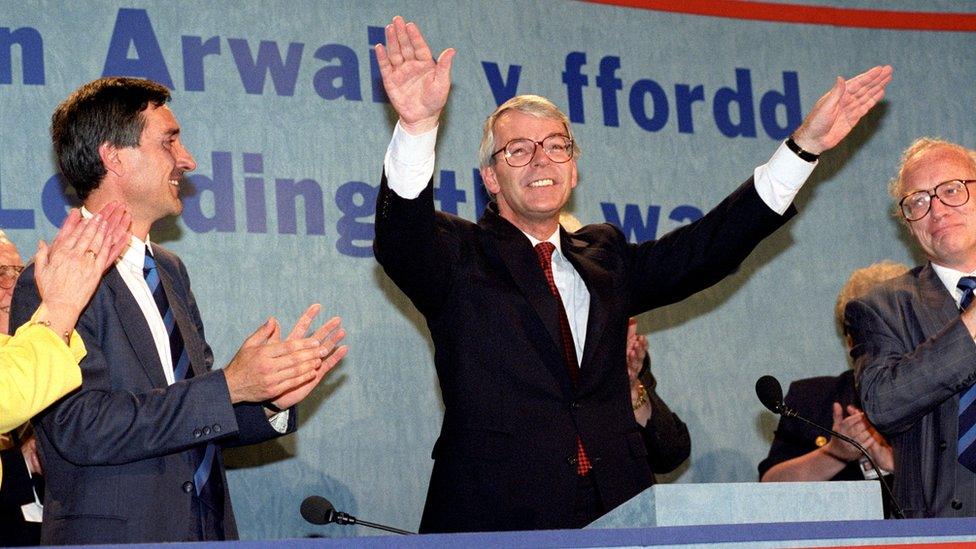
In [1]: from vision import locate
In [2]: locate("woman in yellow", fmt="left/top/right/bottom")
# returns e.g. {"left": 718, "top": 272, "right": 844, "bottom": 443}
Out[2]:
{"left": 0, "top": 202, "right": 129, "bottom": 487}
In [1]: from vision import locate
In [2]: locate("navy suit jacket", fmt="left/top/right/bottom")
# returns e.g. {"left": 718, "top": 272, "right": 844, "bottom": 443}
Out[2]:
{"left": 10, "top": 244, "right": 294, "bottom": 544}
{"left": 848, "top": 263, "right": 976, "bottom": 517}
{"left": 374, "top": 174, "right": 794, "bottom": 532}
{"left": 758, "top": 371, "right": 863, "bottom": 481}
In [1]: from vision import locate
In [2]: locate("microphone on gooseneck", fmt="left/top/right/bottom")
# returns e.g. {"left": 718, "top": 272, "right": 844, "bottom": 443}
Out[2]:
{"left": 300, "top": 495, "right": 415, "bottom": 535}
{"left": 755, "top": 375, "right": 904, "bottom": 519}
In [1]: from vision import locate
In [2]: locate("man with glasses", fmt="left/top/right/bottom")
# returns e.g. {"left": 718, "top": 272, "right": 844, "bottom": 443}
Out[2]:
{"left": 373, "top": 16, "right": 892, "bottom": 532}
{"left": 847, "top": 138, "right": 976, "bottom": 518}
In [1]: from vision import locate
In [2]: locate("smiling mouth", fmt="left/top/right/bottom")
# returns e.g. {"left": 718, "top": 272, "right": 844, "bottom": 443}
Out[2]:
{"left": 528, "top": 178, "right": 554, "bottom": 188}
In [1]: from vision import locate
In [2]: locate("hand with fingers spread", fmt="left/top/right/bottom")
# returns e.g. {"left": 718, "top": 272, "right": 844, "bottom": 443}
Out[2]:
{"left": 223, "top": 308, "right": 347, "bottom": 406}
{"left": 375, "top": 15, "right": 456, "bottom": 134}
{"left": 792, "top": 65, "right": 893, "bottom": 154}
{"left": 33, "top": 201, "right": 130, "bottom": 341}
{"left": 268, "top": 303, "right": 348, "bottom": 410}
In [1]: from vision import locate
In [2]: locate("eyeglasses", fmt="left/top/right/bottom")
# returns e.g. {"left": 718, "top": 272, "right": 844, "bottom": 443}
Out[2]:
{"left": 899, "top": 179, "right": 976, "bottom": 221}
{"left": 0, "top": 265, "right": 24, "bottom": 289}
{"left": 491, "top": 135, "right": 574, "bottom": 168}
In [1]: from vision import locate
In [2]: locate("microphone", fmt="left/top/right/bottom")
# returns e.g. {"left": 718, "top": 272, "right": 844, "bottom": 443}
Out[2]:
{"left": 300, "top": 495, "right": 414, "bottom": 535}
{"left": 756, "top": 375, "right": 784, "bottom": 414}
{"left": 755, "top": 375, "right": 904, "bottom": 519}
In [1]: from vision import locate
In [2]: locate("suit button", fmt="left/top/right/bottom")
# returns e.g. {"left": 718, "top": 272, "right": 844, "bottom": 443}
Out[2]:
{"left": 213, "top": 424, "right": 221, "bottom": 433}
{"left": 940, "top": 440, "right": 948, "bottom": 451}
{"left": 182, "top": 481, "right": 194, "bottom": 493}
{"left": 202, "top": 426, "right": 211, "bottom": 436}
{"left": 952, "top": 499, "right": 963, "bottom": 510}
{"left": 571, "top": 401, "right": 581, "bottom": 410}
{"left": 193, "top": 429, "right": 202, "bottom": 438}
{"left": 566, "top": 456, "right": 578, "bottom": 465}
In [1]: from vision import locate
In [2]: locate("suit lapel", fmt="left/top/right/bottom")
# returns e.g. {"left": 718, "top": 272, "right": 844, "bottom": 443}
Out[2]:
{"left": 915, "top": 263, "right": 960, "bottom": 339}
{"left": 561, "top": 229, "right": 613, "bottom": 380}
{"left": 105, "top": 267, "right": 168, "bottom": 388}
{"left": 479, "top": 208, "right": 571, "bottom": 389}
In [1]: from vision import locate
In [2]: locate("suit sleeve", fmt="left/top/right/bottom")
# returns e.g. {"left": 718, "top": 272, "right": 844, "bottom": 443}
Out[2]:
{"left": 626, "top": 178, "right": 796, "bottom": 315}
{"left": 0, "top": 322, "right": 85, "bottom": 433}
{"left": 847, "top": 295, "right": 976, "bottom": 435}
{"left": 638, "top": 363, "right": 690, "bottom": 473}
{"left": 757, "top": 381, "right": 811, "bottom": 479}
{"left": 9, "top": 265, "right": 255, "bottom": 466}
{"left": 374, "top": 170, "right": 460, "bottom": 316}
{"left": 168, "top": 255, "right": 296, "bottom": 447}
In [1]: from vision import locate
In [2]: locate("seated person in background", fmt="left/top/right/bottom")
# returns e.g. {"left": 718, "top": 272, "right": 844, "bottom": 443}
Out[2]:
{"left": 758, "top": 261, "right": 905, "bottom": 483}
{"left": 1, "top": 206, "right": 129, "bottom": 546}
{"left": 625, "top": 318, "right": 691, "bottom": 474}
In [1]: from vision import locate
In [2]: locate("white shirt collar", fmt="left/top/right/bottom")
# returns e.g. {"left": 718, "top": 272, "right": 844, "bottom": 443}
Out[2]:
{"left": 80, "top": 205, "right": 149, "bottom": 270}
{"left": 522, "top": 228, "right": 562, "bottom": 258}
{"left": 931, "top": 262, "right": 976, "bottom": 306}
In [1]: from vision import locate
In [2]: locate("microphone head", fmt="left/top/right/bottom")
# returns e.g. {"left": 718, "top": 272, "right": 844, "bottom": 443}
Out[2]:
{"left": 755, "top": 375, "right": 784, "bottom": 413}
{"left": 301, "top": 495, "right": 335, "bottom": 525}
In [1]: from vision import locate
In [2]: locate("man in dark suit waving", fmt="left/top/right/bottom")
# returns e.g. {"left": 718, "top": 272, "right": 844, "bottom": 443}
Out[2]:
{"left": 11, "top": 77, "right": 348, "bottom": 544}
{"left": 372, "top": 16, "right": 891, "bottom": 532}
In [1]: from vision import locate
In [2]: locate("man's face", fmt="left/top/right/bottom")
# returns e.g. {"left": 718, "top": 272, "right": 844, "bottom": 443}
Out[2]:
{"left": 903, "top": 146, "right": 976, "bottom": 271}
{"left": 481, "top": 110, "right": 578, "bottom": 234}
{"left": 117, "top": 104, "right": 196, "bottom": 227}
{"left": 0, "top": 238, "right": 23, "bottom": 334}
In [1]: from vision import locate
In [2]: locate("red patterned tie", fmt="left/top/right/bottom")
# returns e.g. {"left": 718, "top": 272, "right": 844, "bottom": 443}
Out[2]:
{"left": 534, "top": 242, "right": 592, "bottom": 475}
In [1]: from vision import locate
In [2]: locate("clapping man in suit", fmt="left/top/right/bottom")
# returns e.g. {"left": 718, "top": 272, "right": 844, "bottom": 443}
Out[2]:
{"left": 372, "top": 15, "right": 891, "bottom": 532}
{"left": 848, "top": 139, "right": 976, "bottom": 517}
{"left": 10, "top": 77, "right": 348, "bottom": 544}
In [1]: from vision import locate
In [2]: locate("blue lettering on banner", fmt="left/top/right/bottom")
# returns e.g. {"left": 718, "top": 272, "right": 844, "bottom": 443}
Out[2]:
{"left": 560, "top": 53, "right": 801, "bottom": 140}
{"left": 0, "top": 26, "right": 44, "bottom": 85}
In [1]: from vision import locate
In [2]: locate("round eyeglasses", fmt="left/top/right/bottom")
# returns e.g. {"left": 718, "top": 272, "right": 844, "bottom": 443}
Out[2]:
{"left": 899, "top": 179, "right": 976, "bottom": 221}
{"left": 491, "top": 135, "right": 574, "bottom": 168}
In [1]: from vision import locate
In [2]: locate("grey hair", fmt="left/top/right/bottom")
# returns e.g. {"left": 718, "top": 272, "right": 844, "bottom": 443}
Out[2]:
{"left": 477, "top": 95, "right": 581, "bottom": 170}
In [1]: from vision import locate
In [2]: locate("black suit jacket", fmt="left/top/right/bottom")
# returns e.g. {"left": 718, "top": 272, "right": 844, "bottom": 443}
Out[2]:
{"left": 0, "top": 444, "right": 40, "bottom": 546}
{"left": 10, "top": 244, "right": 295, "bottom": 544}
{"left": 758, "top": 371, "right": 863, "bottom": 481}
{"left": 374, "top": 173, "right": 794, "bottom": 532}
{"left": 848, "top": 263, "right": 976, "bottom": 517}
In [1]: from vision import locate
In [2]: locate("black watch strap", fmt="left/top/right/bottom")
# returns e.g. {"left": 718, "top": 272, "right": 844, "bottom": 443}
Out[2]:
{"left": 785, "top": 136, "right": 820, "bottom": 162}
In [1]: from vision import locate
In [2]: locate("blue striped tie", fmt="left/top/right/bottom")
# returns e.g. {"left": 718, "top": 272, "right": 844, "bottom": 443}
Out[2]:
{"left": 957, "top": 276, "right": 976, "bottom": 472}
{"left": 143, "top": 246, "right": 217, "bottom": 499}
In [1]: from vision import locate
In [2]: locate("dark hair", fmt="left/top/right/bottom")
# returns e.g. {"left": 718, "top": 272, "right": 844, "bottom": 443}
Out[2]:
{"left": 51, "top": 77, "right": 171, "bottom": 200}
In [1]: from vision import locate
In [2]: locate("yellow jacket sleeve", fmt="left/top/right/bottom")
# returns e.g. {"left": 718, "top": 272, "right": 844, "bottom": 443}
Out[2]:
{"left": 0, "top": 316, "right": 86, "bottom": 434}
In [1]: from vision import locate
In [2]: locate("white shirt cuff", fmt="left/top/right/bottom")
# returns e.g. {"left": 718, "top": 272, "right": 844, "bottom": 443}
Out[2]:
{"left": 753, "top": 140, "right": 818, "bottom": 215}
{"left": 383, "top": 121, "right": 438, "bottom": 199}
{"left": 268, "top": 409, "right": 290, "bottom": 433}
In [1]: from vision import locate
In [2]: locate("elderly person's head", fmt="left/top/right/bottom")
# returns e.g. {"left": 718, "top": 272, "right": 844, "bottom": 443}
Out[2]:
{"left": 891, "top": 138, "right": 976, "bottom": 272}
{"left": 0, "top": 231, "right": 24, "bottom": 334}
{"left": 836, "top": 261, "right": 910, "bottom": 343}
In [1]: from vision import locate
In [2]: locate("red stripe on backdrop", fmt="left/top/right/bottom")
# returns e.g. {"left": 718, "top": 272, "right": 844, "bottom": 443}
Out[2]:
{"left": 582, "top": 0, "right": 976, "bottom": 32}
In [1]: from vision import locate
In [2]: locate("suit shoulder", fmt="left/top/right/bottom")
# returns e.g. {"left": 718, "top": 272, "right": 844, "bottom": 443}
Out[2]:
{"left": 569, "top": 222, "right": 626, "bottom": 247}
{"left": 855, "top": 267, "right": 922, "bottom": 309}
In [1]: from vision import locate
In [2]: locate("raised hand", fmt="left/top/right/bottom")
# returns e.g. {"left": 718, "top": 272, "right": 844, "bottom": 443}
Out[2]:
{"left": 223, "top": 317, "right": 337, "bottom": 404}
{"left": 33, "top": 202, "right": 130, "bottom": 339}
{"left": 792, "top": 65, "right": 893, "bottom": 154}
{"left": 375, "top": 15, "right": 456, "bottom": 134}
{"left": 269, "top": 303, "right": 348, "bottom": 410}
